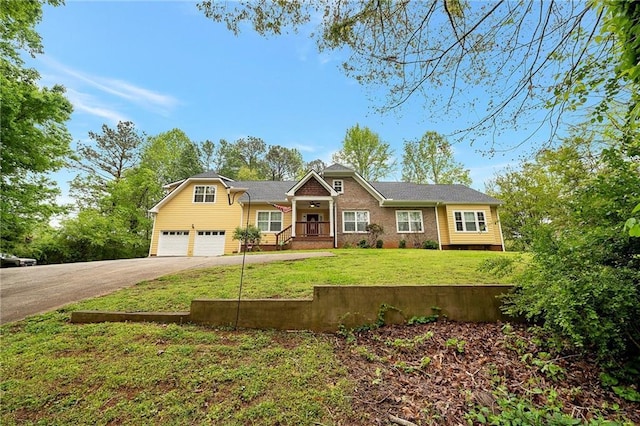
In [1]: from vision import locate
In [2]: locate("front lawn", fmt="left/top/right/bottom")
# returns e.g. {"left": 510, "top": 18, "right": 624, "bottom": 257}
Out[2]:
{"left": 3, "top": 249, "right": 636, "bottom": 425}
{"left": 69, "top": 249, "right": 521, "bottom": 313}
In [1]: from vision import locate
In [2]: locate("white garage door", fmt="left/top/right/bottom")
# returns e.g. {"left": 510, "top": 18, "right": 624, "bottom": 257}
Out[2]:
{"left": 157, "top": 231, "right": 190, "bottom": 256}
{"left": 193, "top": 230, "right": 226, "bottom": 256}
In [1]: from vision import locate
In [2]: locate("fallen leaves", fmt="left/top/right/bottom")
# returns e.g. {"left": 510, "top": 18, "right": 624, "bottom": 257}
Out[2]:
{"left": 333, "top": 321, "right": 639, "bottom": 425}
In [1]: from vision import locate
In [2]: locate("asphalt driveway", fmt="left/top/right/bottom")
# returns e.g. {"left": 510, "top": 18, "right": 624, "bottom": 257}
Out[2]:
{"left": 0, "top": 252, "right": 334, "bottom": 325}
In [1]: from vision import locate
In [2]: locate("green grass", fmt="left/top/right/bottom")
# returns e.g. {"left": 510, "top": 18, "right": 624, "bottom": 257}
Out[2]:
{"left": 69, "top": 249, "right": 521, "bottom": 313}
{"left": 1, "top": 249, "right": 520, "bottom": 425}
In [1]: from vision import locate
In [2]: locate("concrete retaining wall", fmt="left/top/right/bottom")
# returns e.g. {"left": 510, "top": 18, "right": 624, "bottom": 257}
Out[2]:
{"left": 70, "top": 311, "right": 190, "bottom": 324}
{"left": 71, "top": 285, "right": 514, "bottom": 331}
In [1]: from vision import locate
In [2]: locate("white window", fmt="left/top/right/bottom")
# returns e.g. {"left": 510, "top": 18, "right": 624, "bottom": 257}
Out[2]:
{"left": 333, "top": 179, "right": 344, "bottom": 193}
{"left": 396, "top": 211, "right": 424, "bottom": 233}
{"left": 256, "top": 211, "right": 282, "bottom": 233}
{"left": 193, "top": 185, "right": 216, "bottom": 203}
{"left": 454, "top": 211, "right": 487, "bottom": 232}
{"left": 343, "top": 211, "right": 369, "bottom": 233}
{"left": 197, "top": 230, "right": 226, "bottom": 236}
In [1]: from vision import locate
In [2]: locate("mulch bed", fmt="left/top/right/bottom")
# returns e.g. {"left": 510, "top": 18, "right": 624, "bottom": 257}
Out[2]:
{"left": 332, "top": 321, "right": 639, "bottom": 425}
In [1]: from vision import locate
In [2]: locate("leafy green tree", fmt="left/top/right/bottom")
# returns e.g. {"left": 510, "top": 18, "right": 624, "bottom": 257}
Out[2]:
{"left": 200, "top": 139, "right": 217, "bottom": 171}
{"left": 305, "top": 159, "right": 326, "bottom": 174}
{"left": 401, "top": 131, "right": 471, "bottom": 185}
{"left": 0, "top": 0, "right": 73, "bottom": 253}
{"left": 176, "top": 140, "right": 204, "bottom": 180}
{"left": 141, "top": 128, "right": 202, "bottom": 185}
{"left": 234, "top": 136, "right": 268, "bottom": 178}
{"left": 102, "top": 167, "right": 159, "bottom": 238}
{"left": 504, "top": 137, "right": 640, "bottom": 364}
{"left": 215, "top": 137, "right": 268, "bottom": 179}
{"left": 486, "top": 136, "right": 600, "bottom": 250}
{"left": 236, "top": 166, "right": 262, "bottom": 181}
{"left": 332, "top": 124, "right": 395, "bottom": 181}
{"left": 53, "top": 208, "right": 148, "bottom": 262}
{"left": 265, "top": 145, "right": 303, "bottom": 180}
{"left": 62, "top": 122, "right": 162, "bottom": 262}
{"left": 71, "top": 121, "right": 144, "bottom": 207}
{"left": 625, "top": 204, "right": 640, "bottom": 237}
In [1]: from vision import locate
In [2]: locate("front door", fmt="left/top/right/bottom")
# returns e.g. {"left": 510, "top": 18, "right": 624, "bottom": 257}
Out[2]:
{"left": 307, "top": 214, "right": 319, "bottom": 236}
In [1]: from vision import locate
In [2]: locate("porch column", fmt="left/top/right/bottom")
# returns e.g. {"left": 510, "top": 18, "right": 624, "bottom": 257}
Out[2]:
{"left": 291, "top": 199, "right": 297, "bottom": 237}
{"left": 329, "top": 199, "right": 334, "bottom": 237}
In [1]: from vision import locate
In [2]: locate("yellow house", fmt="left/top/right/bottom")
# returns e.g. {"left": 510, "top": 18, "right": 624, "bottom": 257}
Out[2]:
{"left": 148, "top": 164, "right": 504, "bottom": 256}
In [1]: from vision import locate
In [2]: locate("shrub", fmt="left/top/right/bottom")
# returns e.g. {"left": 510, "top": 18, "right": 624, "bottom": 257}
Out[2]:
{"left": 399, "top": 239, "right": 406, "bottom": 248}
{"left": 366, "top": 223, "right": 384, "bottom": 247}
{"left": 357, "top": 239, "right": 369, "bottom": 248}
{"left": 422, "top": 240, "right": 438, "bottom": 249}
{"left": 504, "top": 143, "right": 640, "bottom": 368}
{"left": 232, "top": 225, "right": 262, "bottom": 250}
{"left": 376, "top": 239, "right": 383, "bottom": 248}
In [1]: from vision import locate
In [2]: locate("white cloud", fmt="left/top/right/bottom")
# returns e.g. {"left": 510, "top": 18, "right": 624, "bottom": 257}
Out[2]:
{"left": 65, "top": 88, "right": 128, "bottom": 124}
{"left": 39, "top": 55, "right": 180, "bottom": 115}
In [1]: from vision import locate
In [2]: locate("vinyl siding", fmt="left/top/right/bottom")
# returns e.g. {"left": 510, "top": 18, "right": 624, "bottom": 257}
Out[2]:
{"left": 240, "top": 203, "right": 293, "bottom": 246}
{"left": 149, "top": 182, "right": 242, "bottom": 256}
{"left": 444, "top": 204, "right": 500, "bottom": 245}
{"left": 437, "top": 205, "right": 450, "bottom": 246}
{"left": 490, "top": 206, "right": 504, "bottom": 247}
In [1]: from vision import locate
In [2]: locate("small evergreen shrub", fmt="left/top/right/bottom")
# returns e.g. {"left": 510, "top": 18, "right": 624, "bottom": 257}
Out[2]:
{"left": 358, "top": 239, "right": 369, "bottom": 248}
{"left": 422, "top": 240, "right": 438, "bottom": 249}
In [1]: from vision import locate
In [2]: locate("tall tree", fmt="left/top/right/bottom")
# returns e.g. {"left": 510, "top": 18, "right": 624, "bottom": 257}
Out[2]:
{"left": 76, "top": 121, "right": 143, "bottom": 181}
{"left": 141, "top": 128, "right": 202, "bottom": 185}
{"left": 332, "top": 124, "right": 395, "bottom": 181}
{"left": 235, "top": 136, "right": 268, "bottom": 178}
{"left": 0, "top": 0, "right": 73, "bottom": 253}
{"left": 215, "top": 136, "right": 268, "bottom": 179}
{"left": 305, "top": 159, "right": 327, "bottom": 174}
{"left": 71, "top": 121, "right": 144, "bottom": 207}
{"left": 265, "top": 145, "right": 303, "bottom": 180}
{"left": 200, "top": 139, "right": 217, "bottom": 171}
{"left": 176, "top": 140, "right": 204, "bottom": 180}
{"left": 486, "top": 135, "right": 600, "bottom": 250}
{"left": 402, "top": 131, "right": 471, "bottom": 185}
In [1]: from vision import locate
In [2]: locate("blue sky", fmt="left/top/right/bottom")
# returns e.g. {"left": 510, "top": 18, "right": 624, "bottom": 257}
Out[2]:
{"left": 29, "top": 0, "right": 560, "bottom": 201}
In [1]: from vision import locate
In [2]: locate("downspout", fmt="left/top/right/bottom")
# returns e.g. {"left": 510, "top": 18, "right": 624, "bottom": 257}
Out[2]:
{"left": 333, "top": 199, "right": 338, "bottom": 248}
{"left": 148, "top": 212, "right": 157, "bottom": 257}
{"left": 496, "top": 207, "right": 506, "bottom": 252}
{"left": 434, "top": 203, "right": 443, "bottom": 250}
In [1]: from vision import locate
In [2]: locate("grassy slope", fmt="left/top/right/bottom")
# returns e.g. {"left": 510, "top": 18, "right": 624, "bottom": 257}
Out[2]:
{"left": 1, "top": 249, "right": 519, "bottom": 425}
{"left": 71, "top": 249, "right": 521, "bottom": 312}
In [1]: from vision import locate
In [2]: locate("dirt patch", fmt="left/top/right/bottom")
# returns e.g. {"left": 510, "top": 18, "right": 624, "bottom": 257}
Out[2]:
{"left": 333, "top": 321, "right": 639, "bottom": 425}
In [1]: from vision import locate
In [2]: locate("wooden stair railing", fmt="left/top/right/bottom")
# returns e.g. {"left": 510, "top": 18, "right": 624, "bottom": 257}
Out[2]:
{"left": 275, "top": 225, "right": 293, "bottom": 250}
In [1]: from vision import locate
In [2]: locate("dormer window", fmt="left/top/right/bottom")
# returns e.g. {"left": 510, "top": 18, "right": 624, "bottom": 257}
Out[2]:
{"left": 333, "top": 179, "right": 344, "bottom": 194}
{"left": 193, "top": 185, "right": 216, "bottom": 203}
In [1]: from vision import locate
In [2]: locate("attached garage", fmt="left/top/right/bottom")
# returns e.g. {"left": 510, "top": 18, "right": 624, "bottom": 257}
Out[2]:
{"left": 193, "top": 230, "right": 226, "bottom": 256}
{"left": 157, "top": 231, "right": 190, "bottom": 256}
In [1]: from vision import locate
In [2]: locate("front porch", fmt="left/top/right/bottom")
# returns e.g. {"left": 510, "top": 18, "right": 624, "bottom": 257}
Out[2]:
{"left": 275, "top": 221, "right": 334, "bottom": 250}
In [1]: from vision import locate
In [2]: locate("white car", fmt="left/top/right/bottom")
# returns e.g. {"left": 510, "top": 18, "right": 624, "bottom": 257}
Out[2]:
{"left": 0, "top": 253, "right": 37, "bottom": 267}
